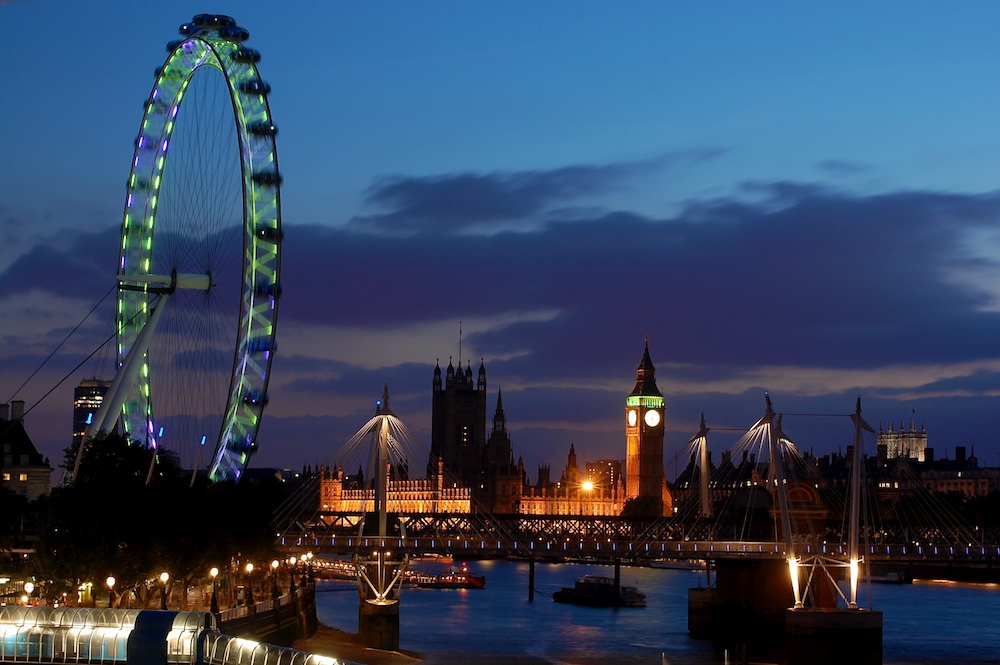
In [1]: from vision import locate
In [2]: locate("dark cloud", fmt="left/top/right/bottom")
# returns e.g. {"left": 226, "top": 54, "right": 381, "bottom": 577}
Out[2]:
{"left": 350, "top": 150, "right": 724, "bottom": 234}
{"left": 8, "top": 171, "right": 1000, "bottom": 470}
{"left": 282, "top": 183, "right": 1000, "bottom": 376}
{"left": 0, "top": 225, "right": 117, "bottom": 299}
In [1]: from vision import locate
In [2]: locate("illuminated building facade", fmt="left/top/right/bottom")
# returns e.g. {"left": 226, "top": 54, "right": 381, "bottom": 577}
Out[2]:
{"left": 878, "top": 418, "right": 927, "bottom": 462}
{"left": 319, "top": 465, "right": 470, "bottom": 516}
{"left": 624, "top": 340, "right": 668, "bottom": 515}
{"left": 519, "top": 444, "right": 624, "bottom": 516}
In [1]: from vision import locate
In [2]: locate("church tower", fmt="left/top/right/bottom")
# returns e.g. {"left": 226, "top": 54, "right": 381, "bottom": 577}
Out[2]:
{"left": 625, "top": 340, "right": 666, "bottom": 515}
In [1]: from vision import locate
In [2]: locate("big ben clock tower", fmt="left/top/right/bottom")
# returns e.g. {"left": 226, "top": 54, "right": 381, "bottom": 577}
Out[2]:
{"left": 625, "top": 340, "right": 666, "bottom": 515}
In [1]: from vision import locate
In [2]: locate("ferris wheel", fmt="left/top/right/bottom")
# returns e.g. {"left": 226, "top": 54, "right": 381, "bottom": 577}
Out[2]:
{"left": 92, "top": 14, "right": 282, "bottom": 483}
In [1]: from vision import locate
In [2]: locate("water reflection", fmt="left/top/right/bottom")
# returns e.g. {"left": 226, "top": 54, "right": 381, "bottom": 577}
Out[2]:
{"left": 315, "top": 559, "right": 999, "bottom": 664}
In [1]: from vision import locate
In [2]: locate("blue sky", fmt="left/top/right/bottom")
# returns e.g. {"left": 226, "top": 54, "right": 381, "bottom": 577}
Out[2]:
{"left": 5, "top": 1, "right": 1000, "bottom": 478}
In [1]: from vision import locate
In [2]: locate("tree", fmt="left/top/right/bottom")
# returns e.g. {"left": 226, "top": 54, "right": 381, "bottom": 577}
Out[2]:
{"left": 34, "top": 432, "right": 287, "bottom": 607}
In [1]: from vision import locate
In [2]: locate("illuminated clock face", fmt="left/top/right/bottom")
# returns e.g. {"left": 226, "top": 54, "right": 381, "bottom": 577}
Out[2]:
{"left": 627, "top": 409, "right": 637, "bottom": 426}
{"left": 644, "top": 409, "right": 661, "bottom": 427}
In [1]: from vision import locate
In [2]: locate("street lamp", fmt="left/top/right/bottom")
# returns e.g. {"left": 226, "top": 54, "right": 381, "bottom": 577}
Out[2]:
{"left": 299, "top": 551, "right": 311, "bottom": 586}
{"left": 209, "top": 567, "right": 219, "bottom": 614}
{"left": 159, "top": 572, "right": 169, "bottom": 610}
{"left": 23, "top": 581, "right": 33, "bottom": 606}
{"left": 289, "top": 557, "right": 297, "bottom": 593}
{"left": 271, "top": 560, "right": 280, "bottom": 598}
{"left": 245, "top": 563, "right": 254, "bottom": 605}
{"left": 106, "top": 576, "right": 116, "bottom": 608}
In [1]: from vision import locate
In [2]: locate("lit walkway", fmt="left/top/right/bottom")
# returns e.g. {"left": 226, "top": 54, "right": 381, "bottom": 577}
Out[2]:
{"left": 0, "top": 606, "right": 348, "bottom": 664}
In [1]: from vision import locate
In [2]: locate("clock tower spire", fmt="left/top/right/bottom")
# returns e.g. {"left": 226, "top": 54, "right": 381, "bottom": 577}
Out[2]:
{"left": 625, "top": 339, "right": 667, "bottom": 515}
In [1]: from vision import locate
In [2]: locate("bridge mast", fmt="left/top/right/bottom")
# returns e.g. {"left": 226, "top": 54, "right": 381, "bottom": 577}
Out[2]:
{"left": 355, "top": 384, "right": 409, "bottom": 650}
{"left": 848, "top": 396, "right": 873, "bottom": 608}
{"left": 763, "top": 395, "right": 802, "bottom": 608}
{"left": 687, "top": 413, "right": 712, "bottom": 518}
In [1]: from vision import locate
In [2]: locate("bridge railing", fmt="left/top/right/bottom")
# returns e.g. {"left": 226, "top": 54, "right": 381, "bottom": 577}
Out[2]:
{"left": 203, "top": 633, "right": 341, "bottom": 664}
{"left": 279, "top": 532, "right": 1000, "bottom": 561}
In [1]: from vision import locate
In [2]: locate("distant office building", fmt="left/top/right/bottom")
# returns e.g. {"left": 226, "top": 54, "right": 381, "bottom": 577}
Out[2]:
{"left": 0, "top": 401, "right": 52, "bottom": 501}
{"left": 921, "top": 466, "right": 1000, "bottom": 499}
{"left": 585, "top": 459, "right": 623, "bottom": 495}
{"left": 73, "top": 379, "right": 111, "bottom": 447}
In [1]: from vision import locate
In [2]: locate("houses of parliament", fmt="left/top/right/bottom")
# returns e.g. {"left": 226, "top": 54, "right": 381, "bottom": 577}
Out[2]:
{"left": 320, "top": 341, "right": 672, "bottom": 517}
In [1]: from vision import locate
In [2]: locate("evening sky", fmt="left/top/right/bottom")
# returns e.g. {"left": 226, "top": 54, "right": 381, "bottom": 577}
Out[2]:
{"left": 4, "top": 1, "right": 1000, "bottom": 478}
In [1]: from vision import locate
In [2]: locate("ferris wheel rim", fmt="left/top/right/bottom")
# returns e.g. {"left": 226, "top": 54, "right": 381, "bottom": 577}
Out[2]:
{"left": 116, "top": 15, "right": 282, "bottom": 483}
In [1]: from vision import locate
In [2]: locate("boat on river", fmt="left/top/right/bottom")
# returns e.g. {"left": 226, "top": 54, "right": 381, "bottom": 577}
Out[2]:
{"left": 552, "top": 574, "right": 646, "bottom": 607}
{"left": 314, "top": 559, "right": 356, "bottom": 580}
{"left": 650, "top": 558, "right": 707, "bottom": 571}
{"left": 409, "top": 563, "right": 486, "bottom": 589}
{"left": 865, "top": 571, "right": 911, "bottom": 584}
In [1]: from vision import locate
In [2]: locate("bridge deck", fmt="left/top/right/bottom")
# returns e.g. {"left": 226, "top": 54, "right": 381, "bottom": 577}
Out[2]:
{"left": 279, "top": 533, "right": 1000, "bottom": 563}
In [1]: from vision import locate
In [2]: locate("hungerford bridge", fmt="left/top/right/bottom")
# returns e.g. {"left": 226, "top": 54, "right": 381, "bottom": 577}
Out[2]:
{"left": 271, "top": 394, "right": 999, "bottom": 664}
{"left": 277, "top": 394, "right": 998, "bottom": 574}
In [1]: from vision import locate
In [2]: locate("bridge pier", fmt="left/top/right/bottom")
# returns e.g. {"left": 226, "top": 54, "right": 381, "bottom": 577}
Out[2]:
{"left": 358, "top": 600, "right": 400, "bottom": 651}
{"left": 687, "top": 558, "right": 793, "bottom": 651}
{"left": 689, "top": 558, "right": 882, "bottom": 664}
{"left": 786, "top": 608, "right": 882, "bottom": 665}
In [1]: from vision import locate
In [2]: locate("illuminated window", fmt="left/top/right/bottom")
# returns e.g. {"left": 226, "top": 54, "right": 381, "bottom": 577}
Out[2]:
{"left": 18, "top": 474, "right": 27, "bottom": 482}
{"left": 1, "top": 474, "right": 8, "bottom": 481}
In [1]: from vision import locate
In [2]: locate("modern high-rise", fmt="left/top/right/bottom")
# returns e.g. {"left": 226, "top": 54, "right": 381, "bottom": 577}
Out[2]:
{"left": 73, "top": 379, "right": 111, "bottom": 448}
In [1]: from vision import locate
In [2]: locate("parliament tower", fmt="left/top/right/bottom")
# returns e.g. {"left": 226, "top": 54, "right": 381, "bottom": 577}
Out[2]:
{"left": 624, "top": 340, "right": 667, "bottom": 515}
{"left": 430, "top": 358, "right": 487, "bottom": 488}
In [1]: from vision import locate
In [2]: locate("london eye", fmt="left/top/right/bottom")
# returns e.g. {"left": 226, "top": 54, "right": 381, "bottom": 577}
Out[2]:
{"left": 94, "top": 14, "right": 282, "bottom": 483}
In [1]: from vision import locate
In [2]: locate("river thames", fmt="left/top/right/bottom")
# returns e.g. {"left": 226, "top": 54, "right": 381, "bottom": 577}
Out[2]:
{"left": 315, "top": 558, "right": 999, "bottom": 664}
